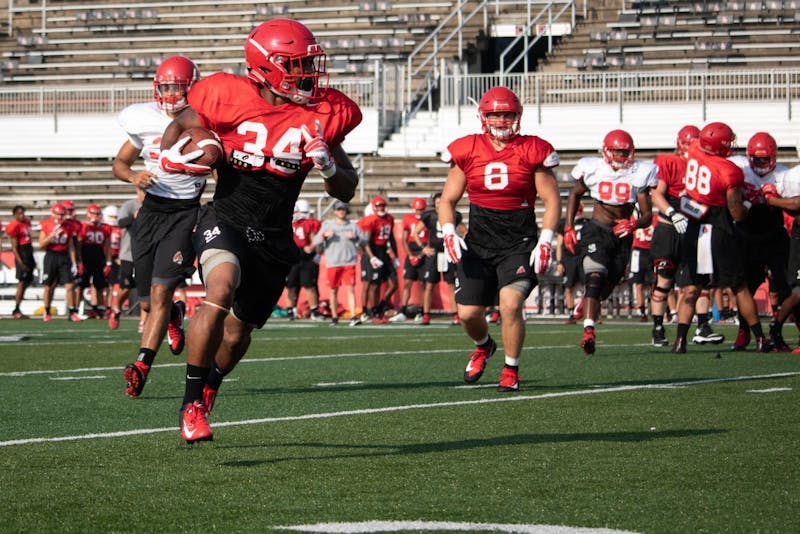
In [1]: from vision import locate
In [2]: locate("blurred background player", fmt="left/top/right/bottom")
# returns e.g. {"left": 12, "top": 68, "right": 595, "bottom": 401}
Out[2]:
{"left": 358, "top": 195, "right": 399, "bottom": 323}
{"left": 286, "top": 199, "right": 323, "bottom": 320}
{"left": 109, "top": 188, "right": 146, "bottom": 330}
{"left": 39, "top": 203, "right": 80, "bottom": 321}
{"left": 112, "top": 55, "right": 204, "bottom": 398}
{"left": 564, "top": 129, "right": 658, "bottom": 354}
{"left": 672, "top": 122, "right": 770, "bottom": 353}
{"left": 59, "top": 199, "right": 83, "bottom": 320}
{"left": 5, "top": 205, "right": 36, "bottom": 319}
{"left": 556, "top": 202, "right": 587, "bottom": 323}
{"left": 391, "top": 197, "right": 428, "bottom": 322}
{"left": 77, "top": 204, "right": 113, "bottom": 319}
{"left": 315, "top": 200, "right": 364, "bottom": 326}
{"left": 440, "top": 85, "right": 561, "bottom": 391}
{"left": 103, "top": 205, "right": 122, "bottom": 318}
{"left": 157, "top": 19, "right": 362, "bottom": 442}
{"left": 415, "top": 192, "right": 465, "bottom": 325}
{"left": 630, "top": 214, "right": 655, "bottom": 322}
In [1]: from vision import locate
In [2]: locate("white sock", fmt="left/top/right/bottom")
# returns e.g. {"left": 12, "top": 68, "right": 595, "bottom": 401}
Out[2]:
{"left": 475, "top": 335, "right": 489, "bottom": 346}
{"left": 583, "top": 318, "right": 595, "bottom": 329}
{"left": 504, "top": 355, "right": 519, "bottom": 367}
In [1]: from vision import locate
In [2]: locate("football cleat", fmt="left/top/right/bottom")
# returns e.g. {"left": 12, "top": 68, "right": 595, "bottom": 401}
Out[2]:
{"left": 202, "top": 385, "right": 218, "bottom": 413}
{"left": 487, "top": 310, "right": 501, "bottom": 324}
{"left": 348, "top": 317, "right": 362, "bottom": 327}
{"left": 43, "top": 313, "right": 52, "bottom": 322}
{"left": 166, "top": 301, "right": 186, "bottom": 355}
{"left": 497, "top": 366, "right": 520, "bottom": 392}
{"left": 310, "top": 309, "right": 327, "bottom": 321}
{"left": 108, "top": 310, "right": 120, "bottom": 331}
{"left": 671, "top": 336, "right": 687, "bottom": 354}
{"left": 123, "top": 361, "right": 150, "bottom": 398}
{"left": 639, "top": 314, "right": 648, "bottom": 323}
{"left": 572, "top": 298, "right": 584, "bottom": 320}
{"left": 731, "top": 328, "right": 750, "bottom": 351}
{"left": 692, "top": 323, "right": 725, "bottom": 345}
{"left": 580, "top": 326, "right": 595, "bottom": 355}
{"left": 652, "top": 326, "right": 668, "bottom": 347}
{"left": 451, "top": 313, "right": 461, "bottom": 325}
{"left": 419, "top": 313, "right": 431, "bottom": 326}
{"left": 389, "top": 312, "right": 407, "bottom": 323}
{"left": 179, "top": 401, "right": 213, "bottom": 444}
{"left": 69, "top": 312, "right": 82, "bottom": 322}
{"left": 13, "top": 311, "right": 29, "bottom": 319}
{"left": 756, "top": 336, "right": 773, "bottom": 353}
{"left": 769, "top": 322, "right": 791, "bottom": 352}
{"left": 463, "top": 337, "right": 497, "bottom": 384}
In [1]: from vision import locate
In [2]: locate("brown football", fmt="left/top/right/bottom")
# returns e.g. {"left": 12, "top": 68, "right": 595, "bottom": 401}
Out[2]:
{"left": 178, "top": 127, "right": 223, "bottom": 168}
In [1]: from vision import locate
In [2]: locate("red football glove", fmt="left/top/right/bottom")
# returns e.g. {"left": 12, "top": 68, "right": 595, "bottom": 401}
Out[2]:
{"left": 761, "top": 182, "right": 780, "bottom": 200}
{"left": 743, "top": 185, "right": 765, "bottom": 205}
{"left": 77, "top": 262, "right": 85, "bottom": 276}
{"left": 159, "top": 136, "right": 211, "bottom": 176}
{"left": 563, "top": 226, "right": 578, "bottom": 255}
{"left": 531, "top": 230, "right": 554, "bottom": 275}
{"left": 409, "top": 255, "right": 422, "bottom": 267}
{"left": 103, "top": 263, "right": 112, "bottom": 278}
{"left": 612, "top": 219, "right": 636, "bottom": 238}
{"left": 369, "top": 256, "right": 384, "bottom": 269}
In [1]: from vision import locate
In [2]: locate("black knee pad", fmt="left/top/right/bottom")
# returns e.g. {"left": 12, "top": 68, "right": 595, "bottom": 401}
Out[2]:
{"left": 651, "top": 285, "right": 671, "bottom": 303}
{"left": 584, "top": 271, "right": 605, "bottom": 300}
{"left": 654, "top": 259, "right": 677, "bottom": 281}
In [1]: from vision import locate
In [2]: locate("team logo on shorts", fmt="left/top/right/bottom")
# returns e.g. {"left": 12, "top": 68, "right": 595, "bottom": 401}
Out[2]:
{"left": 172, "top": 251, "right": 183, "bottom": 265}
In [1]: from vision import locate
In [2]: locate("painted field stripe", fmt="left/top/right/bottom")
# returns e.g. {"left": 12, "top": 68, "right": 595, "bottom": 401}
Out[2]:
{"left": 274, "top": 520, "right": 637, "bottom": 533}
{"left": 747, "top": 387, "right": 792, "bottom": 393}
{"left": 0, "top": 343, "right": 650, "bottom": 377}
{"left": 0, "top": 371, "right": 797, "bottom": 448}
{"left": 49, "top": 376, "right": 106, "bottom": 381}
{"left": 315, "top": 381, "right": 365, "bottom": 387}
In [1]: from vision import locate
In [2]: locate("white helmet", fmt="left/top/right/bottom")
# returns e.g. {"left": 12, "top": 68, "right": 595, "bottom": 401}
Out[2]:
{"left": 294, "top": 199, "right": 310, "bottom": 214}
{"left": 103, "top": 205, "right": 119, "bottom": 224}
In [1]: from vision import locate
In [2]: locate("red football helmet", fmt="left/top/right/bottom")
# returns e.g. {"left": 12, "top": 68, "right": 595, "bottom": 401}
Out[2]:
{"left": 86, "top": 203, "right": 102, "bottom": 223}
{"left": 478, "top": 86, "right": 522, "bottom": 142}
{"left": 698, "top": 122, "right": 736, "bottom": 157}
{"left": 153, "top": 55, "right": 199, "bottom": 112}
{"left": 602, "top": 129, "right": 635, "bottom": 170}
{"left": 371, "top": 196, "right": 388, "bottom": 216}
{"left": 746, "top": 132, "right": 778, "bottom": 177}
{"left": 676, "top": 124, "right": 700, "bottom": 159}
{"left": 245, "top": 18, "right": 328, "bottom": 105}
{"left": 410, "top": 197, "right": 427, "bottom": 211}
{"left": 51, "top": 203, "right": 65, "bottom": 217}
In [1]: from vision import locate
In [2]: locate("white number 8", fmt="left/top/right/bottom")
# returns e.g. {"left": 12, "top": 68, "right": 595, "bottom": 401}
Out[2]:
{"left": 484, "top": 162, "right": 508, "bottom": 190}
{"left": 685, "top": 159, "right": 712, "bottom": 195}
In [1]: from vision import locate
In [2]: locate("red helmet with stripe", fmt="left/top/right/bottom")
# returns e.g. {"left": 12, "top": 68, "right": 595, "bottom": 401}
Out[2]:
{"left": 746, "top": 132, "right": 778, "bottom": 176}
{"left": 602, "top": 129, "right": 635, "bottom": 170}
{"left": 153, "top": 55, "right": 199, "bottom": 112}
{"left": 699, "top": 122, "right": 736, "bottom": 157}
{"left": 478, "top": 86, "right": 522, "bottom": 142}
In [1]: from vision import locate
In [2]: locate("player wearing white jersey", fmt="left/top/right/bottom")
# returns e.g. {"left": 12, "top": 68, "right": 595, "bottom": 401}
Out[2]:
{"left": 563, "top": 130, "right": 658, "bottom": 354}
{"left": 752, "top": 135, "right": 800, "bottom": 351}
{"left": 112, "top": 56, "right": 206, "bottom": 399}
{"left": 728, "top": 133, "right": 791, "bottom": 351}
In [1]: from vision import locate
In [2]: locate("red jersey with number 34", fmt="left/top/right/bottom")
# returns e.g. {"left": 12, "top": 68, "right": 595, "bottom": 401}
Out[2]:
{"left": 292, "top": 217, "right": 322, "bottom": 248}
{"left": 684, "top": 141, "right": 744, "bottom": 208}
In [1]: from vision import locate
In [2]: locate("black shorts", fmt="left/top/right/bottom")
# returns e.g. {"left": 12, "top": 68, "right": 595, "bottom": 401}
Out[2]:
{"left": 286, "top": 253, "right": 319, "bottom": 289}
{"left": 80, "top": 245, "right": 108, "bottom": 290}
{"left": 194, "top": 204, "right": 290, "bottom": 328}
{"left": 454, "top": 248, "right": 536, "bottom": 306}
{"left": 629, "top": 247, "right": 654, "bottom": 285}
{"left": 421, "top": 253, "right": 457, "bottom": 284}
{"left": 132, "top": 198, "right": 198, "bottom": 299}
{"left": 42, "top": 251, "right": 72, "bottom": 286}
{"left": 742, "top": 231, "right": 789, "bottom": 296}
{"left": 402, "top": 254, "right": 425, "bottom": 281}
{"left": 562, "top": 254, "right": 581, "bottom": 289}
{"left": 650, "top": 216, "right": 682, "bottom": 269}
{"left": 579, "top": 219, "right": 632, "bottom": 287}
{"left": 676, "top": 212, "right": 744, "bottom": 289}
{"left": 360, "top": 250, "right": 397, "bottom": 283}
{"left": 118, "top": 260, "right": 135, "bottom": 289}
{"left": 15, "top": 243, "right": 36, "bottom": 283}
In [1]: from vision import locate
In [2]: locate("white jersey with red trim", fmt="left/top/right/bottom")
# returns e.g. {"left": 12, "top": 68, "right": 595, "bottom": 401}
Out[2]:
{"left": 571, "top": 157, "right": 658, "bottom": 205}
{"left": 776, "top": 164, "right": 800, "bottom": 198}
{"left": 117, "top": 102, "right": 206, "bottom": 200}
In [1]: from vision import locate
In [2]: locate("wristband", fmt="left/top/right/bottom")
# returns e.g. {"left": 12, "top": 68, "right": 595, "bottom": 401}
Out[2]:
{"left": 320, "top": 163, "right": 336, "bottom": 179}
{"left": 106, "top": 261, "right": 112, "bottom": 266}
{"left": 665, "top": 207, "right": 675, "bottom": 217}
{"left": 539, "top": 229, "right": 554, "bottom": 243}
{"left": 441, "top": 223, "right": 456, "bottom": 236}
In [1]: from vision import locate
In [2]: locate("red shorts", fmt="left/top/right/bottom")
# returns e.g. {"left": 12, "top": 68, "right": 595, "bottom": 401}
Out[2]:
{"left": 327, "top": 265, "right": 356, "bottom": 288}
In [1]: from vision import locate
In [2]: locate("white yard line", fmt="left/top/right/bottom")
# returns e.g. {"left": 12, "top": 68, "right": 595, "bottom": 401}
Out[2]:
{"left": 1, "top": 371, "right": 796, "bottom": 448}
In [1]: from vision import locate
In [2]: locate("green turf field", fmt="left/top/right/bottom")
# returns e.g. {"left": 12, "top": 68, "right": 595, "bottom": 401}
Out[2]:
{"left": 0, "top": 317, "right": 798, "bottom": 533}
